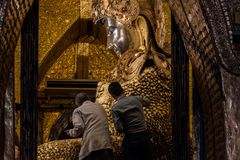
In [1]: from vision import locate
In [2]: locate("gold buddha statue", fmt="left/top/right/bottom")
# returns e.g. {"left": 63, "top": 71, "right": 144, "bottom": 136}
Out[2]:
{"left": 38, "top": 0, "right": 172, "bottom": 159}
{"left": 93, "top": 0, "right": 172, "bottom": 159}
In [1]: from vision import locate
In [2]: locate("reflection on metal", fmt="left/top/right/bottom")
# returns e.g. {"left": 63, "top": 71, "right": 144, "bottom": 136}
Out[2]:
{"left": 104, "top": 17, "right": 131, "bottom": 56}
{"left": 4, "top": 69, "right": 15, "bottom": 160}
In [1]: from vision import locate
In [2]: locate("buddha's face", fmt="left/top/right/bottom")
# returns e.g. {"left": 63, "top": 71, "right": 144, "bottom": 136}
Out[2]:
{"left": 104, "top": 17, "right": 131, "bottom": 56}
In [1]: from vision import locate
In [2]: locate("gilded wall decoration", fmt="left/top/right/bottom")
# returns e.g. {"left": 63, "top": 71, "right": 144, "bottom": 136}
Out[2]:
{"left": 14, "top": 38, "right": 21, "bottom": 103}
{"left": 14, "top": 38, "right": 21, "bottom": 147}
{"left": 39, "top": 0, "right": 79, "bottom": 63}
{"left": 79, "top": 0, "right": 92, "bottom": 19}
{"left": 39, "top": 44, "right": 76, "bottom": 90}
{"left": 39, "top": 39, "right": 117, "bottom": 90}
{"left": 88, "top": 40, "right": 117, "bottom": 80}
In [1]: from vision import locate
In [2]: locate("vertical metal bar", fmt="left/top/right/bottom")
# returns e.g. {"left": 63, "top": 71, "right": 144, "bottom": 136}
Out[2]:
{"left": 171, "top": 16, "right": 189, "bottom": 160}
{"left": 20, "top": 0, "right": 38, "bottom": 159}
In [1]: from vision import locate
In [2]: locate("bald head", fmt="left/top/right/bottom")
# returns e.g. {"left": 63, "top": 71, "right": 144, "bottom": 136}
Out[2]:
{"left": 75, "top": 93, "right": 90, "bottom": 106}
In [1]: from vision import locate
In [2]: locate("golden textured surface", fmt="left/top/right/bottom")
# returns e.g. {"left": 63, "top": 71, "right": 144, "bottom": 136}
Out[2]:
{"left": 79, "top": 0, "right": 92, "bottom": 19}
{"left": 88, "top": 40, "right": 117, "bottom": 80}
{"left": 38, "top": 139, "right": 81, "bottom": 160}
{"left": 14, "top": 37, "right": 21, "bottom": 103}
{"left": 39, "top": 0, "right": 79, "bottom": 63}
{"left": 94, "top": 47, "right": 172, "bottom": 159}
{"left": 162, "top": 0, "right": 171, "bottom": 53}
{"left": 37, "top": 49, "right": 172, "bottom": 159}
{"left": 96, "top": 67, "right": 172, "bottom": 159}
{"left": 37, "top": 64, "right": 172, "bottom": 159}
{"left": 39, "top": 40, "right": 117, "bottom": 90}
{"left": 39, "top": 44, "right": 76, "bottom": 90}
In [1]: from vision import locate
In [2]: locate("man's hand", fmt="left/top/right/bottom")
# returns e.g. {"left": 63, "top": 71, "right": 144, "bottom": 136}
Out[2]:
{"left": 64, "top": 130, "right": 70, "bottom": 135}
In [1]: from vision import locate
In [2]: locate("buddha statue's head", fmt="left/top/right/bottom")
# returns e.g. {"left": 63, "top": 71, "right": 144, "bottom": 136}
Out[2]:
{"left": 92, "top": 0, "right": 141, "bottom": 56}
{"left": 92, "top": 0, "right": 170, "bottom": 59}
{"left": 103, "top": 17, "right": 130, "bottom": 56}
{"left": 92, "top": 0, "right": 140, "bottom": 26}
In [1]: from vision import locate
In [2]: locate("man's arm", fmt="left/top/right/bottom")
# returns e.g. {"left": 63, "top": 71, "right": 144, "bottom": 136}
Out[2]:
{"left": 138, "top": 96, "right": 150, "bottom": 107}
{"left": 112, "top": 109, "right": 124, "bottom": 133}
{"left": 66, "top": 110, "right": 85, "bottom": 137}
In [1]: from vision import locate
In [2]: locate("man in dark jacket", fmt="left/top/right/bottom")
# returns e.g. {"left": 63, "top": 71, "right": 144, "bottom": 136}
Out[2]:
{"left": 108, "top": 81, "right": 152, "bottom": 160}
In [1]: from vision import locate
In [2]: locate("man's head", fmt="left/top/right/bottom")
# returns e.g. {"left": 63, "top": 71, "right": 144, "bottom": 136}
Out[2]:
{"left": 108, "top": 81, "right": 124, "bottom": 99}
{"left": 75, "top": 93, "right": 90, "bottom": 106}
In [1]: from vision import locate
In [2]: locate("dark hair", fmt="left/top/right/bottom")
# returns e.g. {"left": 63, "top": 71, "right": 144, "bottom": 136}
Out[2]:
{"left": 75, "top": 93, "right": 89, "bottom": 106}
{"left": 108, "top": 81, "right": 124, "bottom": 98}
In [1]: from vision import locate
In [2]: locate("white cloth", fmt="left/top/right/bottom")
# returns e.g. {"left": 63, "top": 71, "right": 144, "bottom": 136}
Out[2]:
{"left": 69, "top": 100, "right": 112, "bottom": 160}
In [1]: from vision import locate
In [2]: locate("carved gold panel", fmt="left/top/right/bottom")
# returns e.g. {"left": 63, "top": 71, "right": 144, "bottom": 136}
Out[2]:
{"left": 39, "top": 0, "right": 79, "bottom": 63}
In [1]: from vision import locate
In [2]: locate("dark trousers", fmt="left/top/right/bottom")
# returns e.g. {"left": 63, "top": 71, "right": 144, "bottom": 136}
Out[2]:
{"left": 83, "top": 149, "right": 114, "bottom": 160}
{"left": 122, "top": 130, "right": 152, "bottom": 160}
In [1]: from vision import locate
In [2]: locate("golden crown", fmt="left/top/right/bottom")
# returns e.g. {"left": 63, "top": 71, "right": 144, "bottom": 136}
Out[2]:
{"left": 92, "top": 0, "right": 140, "bottom": 25}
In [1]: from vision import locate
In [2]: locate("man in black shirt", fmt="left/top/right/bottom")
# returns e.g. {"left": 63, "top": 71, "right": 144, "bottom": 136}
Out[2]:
{"left": 108, "top": 81, "right": 152, "bottom": 160}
